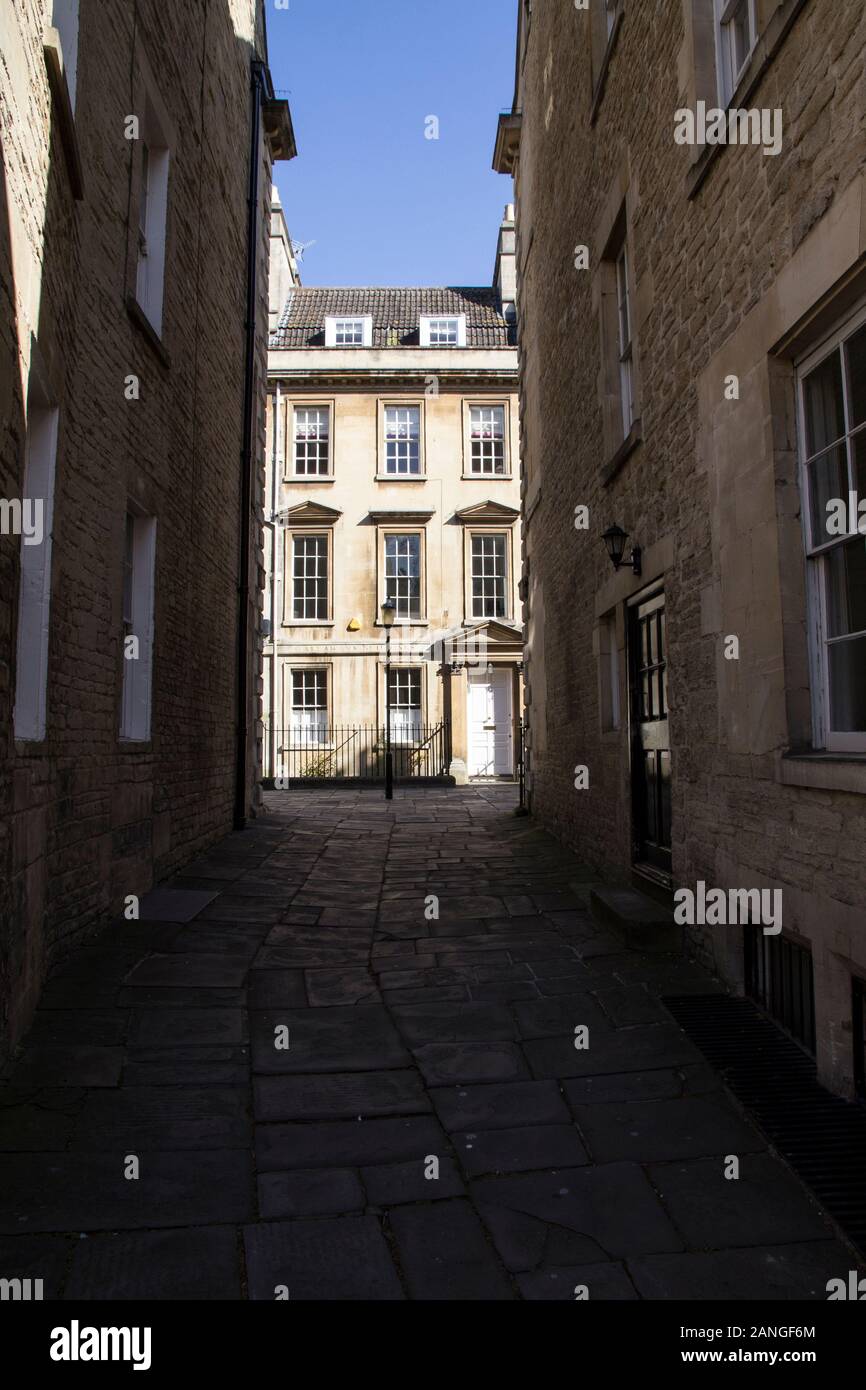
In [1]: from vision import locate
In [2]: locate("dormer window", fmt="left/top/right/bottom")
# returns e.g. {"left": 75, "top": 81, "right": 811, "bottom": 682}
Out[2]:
{"left": 420, "top": 314, "right": 466, "bottom": 348}
{"left": 325, "top": 315, "right": 372, "bottom": 347}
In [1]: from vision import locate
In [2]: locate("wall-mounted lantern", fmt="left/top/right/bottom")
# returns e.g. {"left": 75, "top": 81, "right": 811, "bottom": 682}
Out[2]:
{"left": 602, "top": 524, "right": 642, "bottom": 577}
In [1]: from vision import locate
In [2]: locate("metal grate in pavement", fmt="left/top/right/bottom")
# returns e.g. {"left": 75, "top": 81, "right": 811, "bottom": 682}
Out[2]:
{"left": 663, "top": 993, "right": 866, "bottom": 1258}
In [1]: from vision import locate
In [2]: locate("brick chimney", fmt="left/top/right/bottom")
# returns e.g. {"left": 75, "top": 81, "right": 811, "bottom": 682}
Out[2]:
{"left": 493, "top": 203, "right": 517, "bottom": 324}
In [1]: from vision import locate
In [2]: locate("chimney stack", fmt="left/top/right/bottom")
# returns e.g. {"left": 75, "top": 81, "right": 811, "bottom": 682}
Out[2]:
{"left": 493, "top": 203, "right": 517, "bottom": 324}
{"left": 268, "top": 184, "right": 300, "bottom": 330}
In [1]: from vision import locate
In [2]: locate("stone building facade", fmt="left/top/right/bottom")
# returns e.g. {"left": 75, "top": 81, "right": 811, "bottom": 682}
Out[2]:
{"left": 495, "top": 0, "right": 866, "bottom": 1097}
{"left": 0, "top": 0, "right": 294, "bottom": 1062}
{"left": 264, "top": 209, "right": 523, "bottom": 785}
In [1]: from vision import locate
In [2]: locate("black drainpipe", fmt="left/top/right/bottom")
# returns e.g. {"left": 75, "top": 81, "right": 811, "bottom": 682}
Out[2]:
{"left": 235, "top": 59, "right": 267, "bottom": 831}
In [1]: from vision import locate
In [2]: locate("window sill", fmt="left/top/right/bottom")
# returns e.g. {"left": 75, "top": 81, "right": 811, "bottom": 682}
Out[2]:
{"left": 777, "top": 751, "right": 866, "bottom": 795}
{"left": 685, "top": 0, "right": 810, "bottom": 201}
{"left": 375, "top": 620, "right": 429, "bottom": 628}
{"left": 462, "top": 473, "right": 513, "bottom": 481}
{"left": 375, "top": 474, "right": 428, "bottom": 483}
{"left": 119, "top": 739, "right": 154, "bottom": 751}
{"left": 126, "top": 296, "right": 171, "bottom": 369}
{"left": 589, "top": 6, "right": 624, "bottom": 127}
{"left": 600, "top": 417, "right": 642, "bottom": 486}
{"left": 285, "top": 621, "right": 335, "bottom": 628}
{"left": 43, "top": 31, "right": 85, "bottom": 200}
{"left": 285, "top": 475, "right": 334, "bottom": 484}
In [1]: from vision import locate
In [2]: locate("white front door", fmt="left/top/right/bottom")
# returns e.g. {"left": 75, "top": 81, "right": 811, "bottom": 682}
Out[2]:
{"left": 467, "top": 668, "right": 514, "bottom": 777}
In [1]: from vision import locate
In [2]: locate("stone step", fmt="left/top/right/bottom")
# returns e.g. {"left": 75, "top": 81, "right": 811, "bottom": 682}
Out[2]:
{"left": 589, "top": 886, "right": 682, "bottom": 953}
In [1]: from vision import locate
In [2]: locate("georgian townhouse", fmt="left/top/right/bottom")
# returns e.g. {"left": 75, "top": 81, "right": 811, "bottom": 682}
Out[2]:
{"left": 494, "top": 0, "right": 866, "bottom": 1098}
{"left": 264, "top": 207, "right": 523, "bottom": 786}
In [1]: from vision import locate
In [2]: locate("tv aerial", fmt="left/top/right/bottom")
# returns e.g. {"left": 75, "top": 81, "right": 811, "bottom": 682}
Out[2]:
{"left": 291, "top": 239, "right": 317, "bottom": 264}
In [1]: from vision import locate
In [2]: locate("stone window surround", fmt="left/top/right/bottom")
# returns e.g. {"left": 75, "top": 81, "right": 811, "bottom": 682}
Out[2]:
{"left": 464, "top": 528, "right": 515, "bottom": 625}
{"left": 462, "top": 399, "right": 513, "bottom": 479}
{"left": 43, "top": 10, "right": 84, "bottom": 199}
{"left": 589, "top": 0, "right": 625, "bottom": 124}
{"left": 376, "top": 523, "right": 429, "bottom": 626}
{"left": 594, "top": 185, "right": 644, "bottom": 479}
{"left": 281, "top": 661, "right": 333, "bottom": 747}
{"left": 793, "top": 301, "right": 866, "bottom": 757}
{"left": 376, "top": 658, "right": 429, "bottom": 731}
{"left": 286, "top": 398, "right": 336, "bottom": 481}
{"left": 284, "top": 527, "right": 334, "bottom": 627}
{"left": 376, "top": 398, "right": 427, "bottom": 480}
{"left": 684, "top": 0, "right": 811, "bottom": 200}
{"left": 595, "top": 606, "right": 624, "bottom": 736}
{"left": 14, "top": 365, "right": 59, "bottom": 746}
{"left": 124, "top": 45, "right": 175, "bottom": 356}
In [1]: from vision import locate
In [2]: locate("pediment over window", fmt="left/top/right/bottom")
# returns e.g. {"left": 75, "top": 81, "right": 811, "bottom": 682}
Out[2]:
{"left": 454, "top": 500, "right": 520, "bottom": 525}
{"left": 284, "top": 501, "right": 343, "bottom": 526}
{"left": 368, "top": 508, "right": 436, "bottom": 525}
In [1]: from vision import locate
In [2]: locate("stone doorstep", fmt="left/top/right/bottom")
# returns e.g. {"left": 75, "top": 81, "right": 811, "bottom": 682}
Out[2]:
{"left": 589, "top": 887, "right": 682, "bottom": 953}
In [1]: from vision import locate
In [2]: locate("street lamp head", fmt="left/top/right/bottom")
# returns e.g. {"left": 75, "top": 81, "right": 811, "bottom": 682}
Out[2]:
{"left": 602, "top": 524, "right": 628, "bottom": 569}
{"left": 381, "top": 599, "right": 397, "bottom": 629}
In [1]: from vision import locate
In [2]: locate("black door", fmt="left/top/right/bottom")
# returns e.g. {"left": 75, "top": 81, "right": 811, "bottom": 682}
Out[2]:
{"left": 628, "top": 590, "right": 672, "bottom": 878}
{"left": 854, "top": 976, "right": 866, "bottom": 1101}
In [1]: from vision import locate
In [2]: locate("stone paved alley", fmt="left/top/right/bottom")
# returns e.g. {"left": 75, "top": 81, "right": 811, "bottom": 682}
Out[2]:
{"left": 0, "top": 788, "right": 856, "bottom": 1300}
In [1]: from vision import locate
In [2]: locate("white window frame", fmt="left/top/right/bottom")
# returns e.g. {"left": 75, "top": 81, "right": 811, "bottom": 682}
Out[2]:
{"left": 288, "top": 530, "right": 332, "bottom": 625}
{"left": 379, "top": 526, "right": 427, "bottom": 623}
{"left": 615, "top": 242, "right": 634, "bottom": 440}
{"left": 13, "top": 402, "right": 59, "bottom": 742}
{"left": 470, "top": 532, "right": 510, "bottom": 621}
{"left": 796, "top": 300, "right": 866, "bottom": 754}
{"left": 289, "top": 667, "right": 330, "bottom": 745}
{"left": 468, "top": 403, "right": 509, "bottom": 476}
{"left": 325, "top": 316, "right": 372, "bottom": 348}
{"left": 381, "top": 403, "right": 423, "bottom": 477}
{"left": 420, "top": 314, "right": 467, "bottom": 348}
{"left": 387, "top": 665, "right": 424, "bottom": 743}
{"left": 135, "top": 91, "right": 171, "bottom": 338}
{"left": 51, "top": 0, "right": 80, "bottom": 112}
{"left": 714, "top": 0, "right": 757, "bottom": 107}
{"left": 292, "top": 404, "right": 332, "bottom": 478}
{"left": 120, "top": 511, "right": 157, "bottom": 742}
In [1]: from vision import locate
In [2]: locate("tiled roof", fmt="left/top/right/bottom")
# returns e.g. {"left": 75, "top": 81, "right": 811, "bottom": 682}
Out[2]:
{"left": 269, "top": 287, "right": 515, "bottom": 349}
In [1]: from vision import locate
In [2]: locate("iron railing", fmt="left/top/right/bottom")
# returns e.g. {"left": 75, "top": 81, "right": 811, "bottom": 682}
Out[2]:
{"left": 265, "top": 722, "right": 451, "bottom": 784}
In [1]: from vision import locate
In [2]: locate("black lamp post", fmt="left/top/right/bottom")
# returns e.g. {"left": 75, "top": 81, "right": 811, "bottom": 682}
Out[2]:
{"left": 382, "top": 599, "right": 396, "bottom": 800}
{"left": 601, "top": 524, "right": 642, "bottom": 577}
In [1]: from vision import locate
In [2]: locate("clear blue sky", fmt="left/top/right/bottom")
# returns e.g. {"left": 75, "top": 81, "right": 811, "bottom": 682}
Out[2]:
{"left": 266, "top": 0, "right": 518, "bottom": 287}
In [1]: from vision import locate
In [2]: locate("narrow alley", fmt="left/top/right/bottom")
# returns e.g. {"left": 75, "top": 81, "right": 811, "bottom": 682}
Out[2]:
{"left": 0, "top": 788, "right": 854, "bottom": 1300}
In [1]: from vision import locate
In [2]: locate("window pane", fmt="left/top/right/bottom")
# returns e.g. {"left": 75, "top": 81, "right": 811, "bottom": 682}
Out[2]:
{"left": 807, "top": 445, "right": 846, "bottom": 546}
{"left": 828, "top": 635, "right": 866, "bottom": 732}
{"left": 385, "top": 533, "right": 421, "bottom": 617}
{"left": 847, "top": 324, "right": 866, "bottom": 430}
{"left": 825, "top": 538, "right": 866, "bottom": 638}
{"left": 385, "top": 406, "right": 421, "bottom": 474}
{"left": 470, "top": 406, "right": 506, "bottom": 474}
{"left": 803, "top": 350, "right": 845, "bottom": 457}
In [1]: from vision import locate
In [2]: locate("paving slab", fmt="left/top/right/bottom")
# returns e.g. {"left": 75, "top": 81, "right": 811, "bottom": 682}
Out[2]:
{"left": 64, "top": 1227, "right": 241, "bottom": 1300}
{"left": 256, "top": 1116, "right": 448, "bottom": 1170}
{"left": 389, "top": 1199, "right": 514, "bottom": 1300}
{"left": 648, "top": 1154, "right": 835, "bottom": 1247}
{"left": 430, "top": 1079, "right": 572, "bottom": 1131}
{"left": 454, "top": 1124, "right": 589, "bottom": 1177}
{"left": 254, "top": 1069, "right": 430, "bottom": 1122}
{"left": 627, "top": 1242, "right": 854, "bottom": 1300}
{"left": 250, "top": 1006, "right": 409, "bottom": 1074}
{"left": 244, "top": 1216, "right": 404, "bottom": 1300}
{"left": 258, "top": 1167, "right": 365, "bottom": 1219}
{"left": 137, "top": 888, "right": 219, "bottom": 921}
{"left": 362, "top": 1157, "right": 466, "bottom": 1205}
{"left": 573, "top": 1095, "right": 766, "bottom": 1164}
{"left": 518, "top": 1262, "right": 639, "bottom": 1300}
